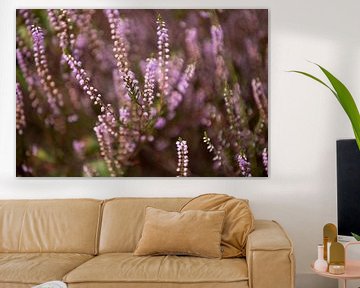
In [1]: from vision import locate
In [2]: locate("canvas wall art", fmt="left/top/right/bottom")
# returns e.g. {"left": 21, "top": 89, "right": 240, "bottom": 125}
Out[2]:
{"left": 16, "top": 9, "right": 268, "bottom": 177}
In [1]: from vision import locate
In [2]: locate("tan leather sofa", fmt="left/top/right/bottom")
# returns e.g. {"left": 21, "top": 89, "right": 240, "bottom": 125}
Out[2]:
{"left": 0, "top": 198, "right": 295, "bottom": 288}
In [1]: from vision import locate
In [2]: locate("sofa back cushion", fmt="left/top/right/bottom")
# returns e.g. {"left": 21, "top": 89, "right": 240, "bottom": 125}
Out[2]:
{"left": 0, "top": 199, "right": 102, "bottom": 254}
{"left": 99, "top": 198, "right": 189, "bottom": 253}
{"left": 181, "top": 194, "right": 254, "bottom": 258}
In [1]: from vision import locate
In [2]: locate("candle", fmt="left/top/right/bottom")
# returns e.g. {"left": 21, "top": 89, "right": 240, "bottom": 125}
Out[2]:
{"left": 329, "top": 264, "right": 345, "bottom": 275}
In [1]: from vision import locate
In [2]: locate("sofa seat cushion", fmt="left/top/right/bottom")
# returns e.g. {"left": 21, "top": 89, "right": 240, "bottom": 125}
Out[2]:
{"left": 64, "top": 253, "right": 248, "bottom": 285}
{"left": 0, "top": 253, "right": 93, "bottom": 285}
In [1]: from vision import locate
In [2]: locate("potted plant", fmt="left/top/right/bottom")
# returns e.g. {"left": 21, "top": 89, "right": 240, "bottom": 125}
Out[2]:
{"left": 290, "top": 63, "right": 360, "bottom": 241}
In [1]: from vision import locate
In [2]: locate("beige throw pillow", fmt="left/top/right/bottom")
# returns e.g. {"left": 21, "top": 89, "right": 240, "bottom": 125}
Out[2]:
{"left": 181, "top": 194, "right": 255, "bottom": 258}
{"left": 134, "top": 207, "right": 225, "bottom": 258}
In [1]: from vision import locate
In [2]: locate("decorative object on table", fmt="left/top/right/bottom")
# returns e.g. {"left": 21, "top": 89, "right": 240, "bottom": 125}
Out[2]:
{"left": 314, "top": 244, "right": 328, "bottom": 272}
{"left": 290, "top": 63, "right": 360, "bottom": 150}
{"left": 328, "top": 264, "right": 345, "bottom": 275}
{"left": 32, "top": 281, "right": 67, "bottom": 288}
{"left": 323, "top": 223, "right": 337, "bottom": 262}
{"left": 16, "top": 9, "right": 268, "bottom": 177}
{"left": 329, "top": 242, "right": 345, "bottom": 275}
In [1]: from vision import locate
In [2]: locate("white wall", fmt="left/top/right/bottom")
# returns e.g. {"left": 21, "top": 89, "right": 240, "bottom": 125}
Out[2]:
{"left": 1, "top": 0, "right": 360, "bottom": 287}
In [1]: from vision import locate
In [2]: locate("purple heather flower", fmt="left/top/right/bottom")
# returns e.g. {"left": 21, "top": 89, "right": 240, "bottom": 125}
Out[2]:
{"left": 116, "top": 17, "right": 131, "bottom": 51}
{"left": 31, "top": 25, "right": 63, "bottom": 115}
{"left": 199, "top": 11, "right": 210, "bottom": 18}
{"left": 203, "top": 132, "right": 222, "bottom": 169}
{"left": 185, "top": 28, "right": 200, "bottom": 60}
{"left": 119, "top": 107, "right": 130, "bottom": 124}
{"left": 210, "top": 24, "right": 228, "bottom": 82}
{"left": 63, "top": 53, "right": 111, "bottom": 116}
{"left": 236, "top": 153, "right": 252, "bottom": 177}
{"left": 72, "top": 140, "right": 85, "bottom": 158}
{"left": 156, "top": 14, "right": 170, "bottom": 97}
{"left": 106, "top": 9, "right": 141, "bottom": 101}
{"left": 47, "top": 9, "right": 75, "bottom": 51}
{"left": 177, "top": 63, "right": 195, "bottom": 94}
{"left": 251, "top": 78, "right": 267, "bottom": 120}
{"left": 176, "top": 137, "right": 189, "bottom": 177}
{"left": 93, "top": 113, "right": 125, "bottom": 177}
{"left": 262, "top": 147, "right": 268, "bottom": 173}
{"left": 67, "top": 114, "right": 79, "bottom": 123}
{"left": 142, "top": 58, "right": 157, "bottom": 118}
{"left": 83, "top": 164, "right": 97, "bottom": 177}
{"left": 167, "top": 57, "right": 183, "bottom": 87}
{"left": 223, "top": 85, "right": 237, "bottom": 132}
{"left": 211, "top": 25, "right": 224, "bottom": 56}
{"left": 167, "top": 91, "right": 183, "bottom": 120}
{"left": 75, "top": 34, "right": 87, "bottom": 49}
{"left": 21, "top": 164, "right": 33, "bottom": 175}
{"left": 18, "top": 10, "right": 36, "bottom": 33}
{"left": 94, "top": 122, "right": 114, "bottom": 175}
{"left": 155, "top": 117, "right": 166, "bottom": 129}
{"left": 112, "top": 70, "right": 131, "bottom": 104}
{"left": 16, "top": 48, "right": 34, "bottom": 87}
{"left": 16, "top": 83, "right": 26, "bottom": 135}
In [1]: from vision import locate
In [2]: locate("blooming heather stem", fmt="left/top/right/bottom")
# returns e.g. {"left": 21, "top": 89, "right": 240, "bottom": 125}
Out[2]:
{"left": 185, "top": 28, "right": 200, "bottom": 61}
{"left": 251, "top": 78, "right": 267, "bottom": 119}
{"left": 83, "top": 164, "right": 98, "bottom": 177}
{"left": 94, "top": 121, "right": 118, "bottom": 177}
{"left": 16, "top": 83, "right": 26, "bottom": 135}
{"left": 63, "top": 54, "right": 110, "bottom": 114}
{"left": 251, "top": 78, "right": 267, "bottom": 135}
{"left": 63, "top": 52, "right": 121, "bottom": 148}
{"left": 18, "top": 9, "right": 37, "bottom": 34}
{"left": 47, "top": 9, "right": 75, "bottom": 52}
{"left": 176, "top": 137, "right": 189, "bottom": 177}
{"left": 31, "top": 25, "right": 63, "bottom": 115}
{"left": 156, "top": 14, "right": 170, "bottom": 97}
{"left": 177, "top": 63, "right": 196, "bottom": 94}
{"left": 105, "top": 9, "right": 141, "bottom": 102}
{"left": 16, "top": 37, "right": 41, "bottom": 113}
{"left": 211, "top": 24, "right": 228, "bottom": 83}
{"left": 236, "top": 153, "right": 252, "bottom": 177}
{"left": 262, "top": 147, "right": 268, "bottom": 174}
{"left": 223, "top": 85, "right": 237, "bottom": 132}
{"left": 142, "top": 58, "right": 157, "bottom": 119}
{"left": 67, "top": 9, "right": 94, "bottom": 58}
{"left": 70, "top": 10, "right": 112, "bottom": 69}
{"left": 166, "top": 63, "right": 196, "bottom": 119}
{"left": 203, "top": 131, "right": 222, "bottom": 169}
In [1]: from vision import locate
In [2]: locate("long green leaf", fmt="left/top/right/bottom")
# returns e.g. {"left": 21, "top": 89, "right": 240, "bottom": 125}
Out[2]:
{"left": 290, "top": 64, "right": 360, "bottom": 150}
{"left": 352, "top": 232, "right": 360, "bottom": 241}
{"left": 316, "top": 64, "right": 360, "bottom": 150}
{"left": 353, "top": 127, "right": 360, "bottom": 149}
{"left": 289, "top": 70, "right": 337, "bottom": 99}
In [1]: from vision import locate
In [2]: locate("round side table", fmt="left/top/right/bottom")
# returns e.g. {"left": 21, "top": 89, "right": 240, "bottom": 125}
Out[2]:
{"left": 311, "top": 242, "right": 360, "bottom": 288}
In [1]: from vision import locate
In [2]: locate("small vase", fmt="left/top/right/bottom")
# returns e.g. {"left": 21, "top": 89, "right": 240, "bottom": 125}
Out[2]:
{"left": 314, "top": 244, "right": 328, "bottom": 272}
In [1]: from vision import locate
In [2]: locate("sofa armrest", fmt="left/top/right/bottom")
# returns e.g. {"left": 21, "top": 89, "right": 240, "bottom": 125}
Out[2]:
{"left": 246, "top": 220, "right": 295, "bottom": 288}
